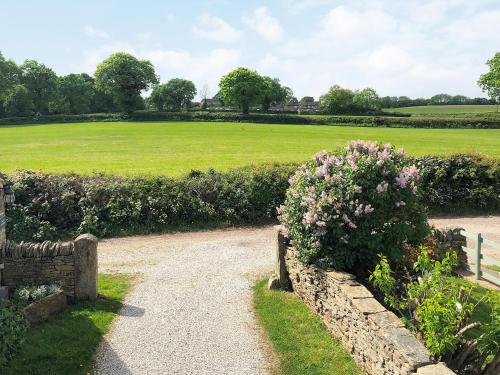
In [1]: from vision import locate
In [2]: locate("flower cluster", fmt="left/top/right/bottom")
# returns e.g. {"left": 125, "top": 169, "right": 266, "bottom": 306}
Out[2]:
{"left": 278, "top": 140, "right": 429, "bottom": 272}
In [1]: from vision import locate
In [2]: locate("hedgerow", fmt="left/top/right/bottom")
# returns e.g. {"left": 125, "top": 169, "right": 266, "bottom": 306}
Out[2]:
{"left": 2, "top": 155, "right": 499, "bottom": 242}
{"left": 1, "top": 111, "right": 500, "bottom": 128}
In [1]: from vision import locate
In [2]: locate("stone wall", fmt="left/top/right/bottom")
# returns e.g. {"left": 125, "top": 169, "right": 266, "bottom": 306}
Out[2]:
{"left": 274, "top": 227, "right": 456, "bottom": 375}
{"left": 0, "top": 234, "right": 98, "bottom": 301}
{"left": 0, "top": 179, "right": 5, "bottom": 249}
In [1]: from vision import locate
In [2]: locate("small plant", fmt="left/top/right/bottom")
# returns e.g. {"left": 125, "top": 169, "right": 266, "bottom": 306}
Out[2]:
{"left": 13, "top": 284, "right": 62, "bottom": 304}
{"left": 370, "top": 251, "right": 500, "bottom": 374}
{"left": 278, "top": 141, "right": 429, "bottom": 272}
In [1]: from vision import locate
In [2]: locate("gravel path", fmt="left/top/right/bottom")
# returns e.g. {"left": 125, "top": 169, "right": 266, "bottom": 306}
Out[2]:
{"left": 93, "top": 226, "right": 275, "bottom": 375}
{"left": 93, "top": 216, "right": 500, "bottom": 374}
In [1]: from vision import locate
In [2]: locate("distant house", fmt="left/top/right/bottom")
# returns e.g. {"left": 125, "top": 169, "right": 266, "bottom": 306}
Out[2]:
{"left": 299, "top": 101, "right": 320, "bottom": 111}
{"left": 285, "top": 97, "right": 299, "bottom": 111}
{"left": 284, "top": 97, "right": 320, "bottom": 112}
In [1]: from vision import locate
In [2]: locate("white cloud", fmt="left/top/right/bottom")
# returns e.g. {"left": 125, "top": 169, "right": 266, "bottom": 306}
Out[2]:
{"left": 84, "top": 25, "right": 110, "bottom": 39}
{"left": 192, "top": 14, "right": 243, "bottom": 43}
{"left": 441, "top": 10, "right": 500, "bottom": 44}
{"left": 320, "top": 6, "right": 397, "bottom": 38}
{"left": 243, "top": 6, "right": 284, "bottom": 43}
{"left": 363, "top": 46, "right": 412, "bottom": 72}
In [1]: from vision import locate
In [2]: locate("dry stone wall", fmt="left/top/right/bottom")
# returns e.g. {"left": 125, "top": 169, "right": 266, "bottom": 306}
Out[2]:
{"left": 275, "top": 227, "right": 456, "bottom": 375}
{"left": 0, "top": 235, "right": 98, "bottom": 300}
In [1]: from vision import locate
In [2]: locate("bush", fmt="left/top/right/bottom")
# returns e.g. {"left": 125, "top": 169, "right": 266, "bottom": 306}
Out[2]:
{"left": 0, "top": 304, "right": 27, "bottom": 369}
{"left": 5, "top": 164, "right": 296, "bottom": 241}
{"left": 2, "top": 154, "right": 499, "bottom": 243}
{"left": 278, "top": 141, "right": 429, "bottom": 272}
{"left": 370, "top": 251, "right": 500, "bottom": 374}
{"left": 2, "top": 110, "right": 500, "bottom": 128}
{"left": 415, "top": 155, "right": 500, "bottom": 214}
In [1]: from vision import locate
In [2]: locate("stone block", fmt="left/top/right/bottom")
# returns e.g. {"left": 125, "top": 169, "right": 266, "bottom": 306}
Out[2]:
{"left": 22, "top": 291, "right": 67, "bottom": 325}
{"left": 416, "top": 363, "right": 456, "bottom": 375}
{"left": 339, "top": 283, "right": 374, "bottom": 299}
{"left": 384, "top": 327, "right": 432, "bottom": 370}
{"left": 351, "top": 297, "right": 386, "bottom": 315}
{"left": 368, "top": 310, "right": 405, "bottom": 330}
{"left": 325, "top": 269, "right": 356, "bottom": 282}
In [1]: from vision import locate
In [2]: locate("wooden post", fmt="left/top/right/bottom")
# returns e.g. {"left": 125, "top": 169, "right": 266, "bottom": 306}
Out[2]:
{"left": 476, "top": 233, "right": 482, "bottom": 280}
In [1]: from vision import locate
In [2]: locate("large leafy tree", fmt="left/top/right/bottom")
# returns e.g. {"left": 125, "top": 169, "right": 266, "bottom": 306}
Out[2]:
{"left": 19, "top": 60, "right": 58, "bottom": 114}
{"left": 261, "top": 77, "right": 292, "bottom": 111}
{"left": 94, "top": 52, "right": 158, "bottom": 113}
{"left": 478, "top": 52, "right": 500, "bottom": 112}
{"left": 219, "top": 67, "right": 269, "bottom": 114}
{"left": 0, "top": 52, "right": 19, "bottom": 100}
{"left": 55, "top": 73, "right": 95, "bottom": 114}
{"left": 353, "top": 87, "right": 381, "bottom": 113}
{"left": 151, "top": 78, "right": 197, "bottom": 111}
{"left": 3, "top": 84, "right": 34, "bottom": 116}
{"left": 319, "top": 85, "right": 355, "bottom": 114}
{"left": 300, "top": 96, "right": 315, "bottom": 104}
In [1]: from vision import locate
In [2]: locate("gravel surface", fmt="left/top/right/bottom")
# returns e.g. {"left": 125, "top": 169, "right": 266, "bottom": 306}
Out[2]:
{"left": 93, "top": 226, "right": 275, "bottom": 375}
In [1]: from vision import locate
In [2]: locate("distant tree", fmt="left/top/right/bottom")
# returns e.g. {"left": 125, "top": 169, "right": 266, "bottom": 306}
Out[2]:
{"left": 199, "top": 84, "right": 210, "bottom": 110}
{"left": 320, "top": 85, "right": 355, "bottom": 114}
{"left": 151, "top": 79, "right": 196, "bottom": 111}
{"left": 53, "top": 73, "right": 95, "bottom": 114}
{"left": 430, "top": 93, "right": 452, "bottom": 105}
{"left": 478, "top": 52, "right": 500, "bottom": 112}
{"left": 261, "top": 77, "right": 292, "bottom": 111}
{"left": 95, "top": 52, "right": 158, "bottom": 113}
{"left": 19, "top": 60, "right": 58, "bottom": 114}
{"left": 219, "top": 67, "right": 269, "bottom": 114}
{"left": 353, "top": 87, "right": 381, "bottom": 112}
{"left": 3, "top": 84, "right": 34, "bottom": 116}
{"left": 0, "top": 52, "right": 19, "bottom": 101}
{"left": 300, "top": 96, "right": 315, "bottom": 104}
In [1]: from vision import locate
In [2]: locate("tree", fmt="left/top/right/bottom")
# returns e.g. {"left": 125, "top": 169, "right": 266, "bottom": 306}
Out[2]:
{"left": 300, "top": 96, "right": 315, "bottom": 104}
{"left": 319, "top": 85, "right": 355, "bottom": 114}
{"left": 0, "top": 52, "right": 19, "bottom": 101}
{"left": 3, "top": 85, "right": 34, "bottom": 116}
{"left": 219, "top": 67, "right": 269, "bottom": 114}
{"left": 353, "top": 87, "right": 381, "bottom": 113}
{"left": 430, "top": 93, "right": 452, "bottom": 105}
{"left": 198, "top": 84, "right": 210, "bottom": 110}
{"left": 94, "top": 52, "right": 158, "bottom": 113}
{"left": 151, "top": 78, "right": 197, "bottom": 111}
{"left": 261, "top": 77, "right": 292, "bottom": 111}
{"left": 54, "top": 73, "right": 95, "bottom": 114}
{"left": 478, "top": 52, "right": 500, "bottom": 112}
{"left": 19, "top": 60, "right": 58, "bottom": 114}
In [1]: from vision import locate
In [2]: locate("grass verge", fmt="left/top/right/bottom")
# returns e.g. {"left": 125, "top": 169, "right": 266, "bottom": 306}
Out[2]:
{"left": 3, "top": 273, "right": 136, "bottom": 375}
{"left": 253, "top": 279, "right": 362, "bottom": 375}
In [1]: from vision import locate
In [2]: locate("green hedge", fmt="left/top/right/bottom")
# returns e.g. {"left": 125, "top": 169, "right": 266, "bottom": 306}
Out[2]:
{"left": 3, "top": 155, "right": 499, "bottom": 242}
{"left": 1, "top": 111, "right": 500, "bottom": 128}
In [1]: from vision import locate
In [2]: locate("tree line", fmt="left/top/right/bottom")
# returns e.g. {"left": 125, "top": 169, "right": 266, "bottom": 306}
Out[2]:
{"left": 0, "top": 50, "right": 499, "bottom": 117}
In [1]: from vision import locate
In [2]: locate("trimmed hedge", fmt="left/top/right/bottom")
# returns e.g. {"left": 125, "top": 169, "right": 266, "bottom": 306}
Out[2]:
{"left": 1, "top": 111, "right": 500, "bottom": 128}
{"left": 3, "top": 155, "right": 499, "bottom": 242}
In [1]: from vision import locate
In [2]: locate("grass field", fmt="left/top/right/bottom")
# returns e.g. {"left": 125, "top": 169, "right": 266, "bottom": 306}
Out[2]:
{"left": 384, "top": 104, "right": 499, "bottom": 114}
{"left": 1, "top": 121, "right": 499, "bottom": 176}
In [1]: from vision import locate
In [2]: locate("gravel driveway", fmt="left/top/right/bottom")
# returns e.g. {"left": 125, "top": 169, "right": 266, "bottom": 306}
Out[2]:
{"left": 93, "top": 216, "right": 500, "bottom": 374}
{"left": 93, "top": 226, "right": 275, "bottom": 375}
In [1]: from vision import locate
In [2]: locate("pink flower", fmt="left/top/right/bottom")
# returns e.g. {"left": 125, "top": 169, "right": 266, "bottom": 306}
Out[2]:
{"left": 376, "top": 181, "right": 388, "bottom": 193}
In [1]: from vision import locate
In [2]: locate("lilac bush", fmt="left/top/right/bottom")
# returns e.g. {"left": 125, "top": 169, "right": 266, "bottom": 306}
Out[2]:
{"left": 278, "top": 140, "right": 429, "bottom": 272}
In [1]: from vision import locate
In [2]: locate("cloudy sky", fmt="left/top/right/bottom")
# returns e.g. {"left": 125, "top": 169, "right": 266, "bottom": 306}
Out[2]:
{"left": 1, "top": 0, "right": 499, "bottom": 99}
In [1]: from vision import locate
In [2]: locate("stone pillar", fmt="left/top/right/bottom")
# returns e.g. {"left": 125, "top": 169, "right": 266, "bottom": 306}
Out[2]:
{"left": 268, "top": 226, "right": 291, "bottom": 290}
{"left": 74, "top": 234, "right": 98, "bottom": 300}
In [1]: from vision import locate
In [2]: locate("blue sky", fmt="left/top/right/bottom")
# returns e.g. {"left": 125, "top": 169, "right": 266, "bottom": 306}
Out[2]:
{"left": 1, "top": 0, "right": 499, "bottom": 99}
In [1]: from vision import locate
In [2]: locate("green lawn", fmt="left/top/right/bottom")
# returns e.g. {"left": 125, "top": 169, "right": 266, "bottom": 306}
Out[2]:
{"left": 253, "top": 279, "right": 362, "bottom": 375}
{"left": 1, "top": 121, "right": 499, "bottom": 176}
{"left": 384, "top": 105, "right": 499, "bottom": 114}
{"left": 3, "top": 273, "right": 135, "bottom": 375}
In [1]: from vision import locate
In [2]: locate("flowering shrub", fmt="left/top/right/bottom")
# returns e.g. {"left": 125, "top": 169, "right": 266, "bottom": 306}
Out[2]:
{"left": 278, "top": 140, "right": 429, "bottom": 271}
